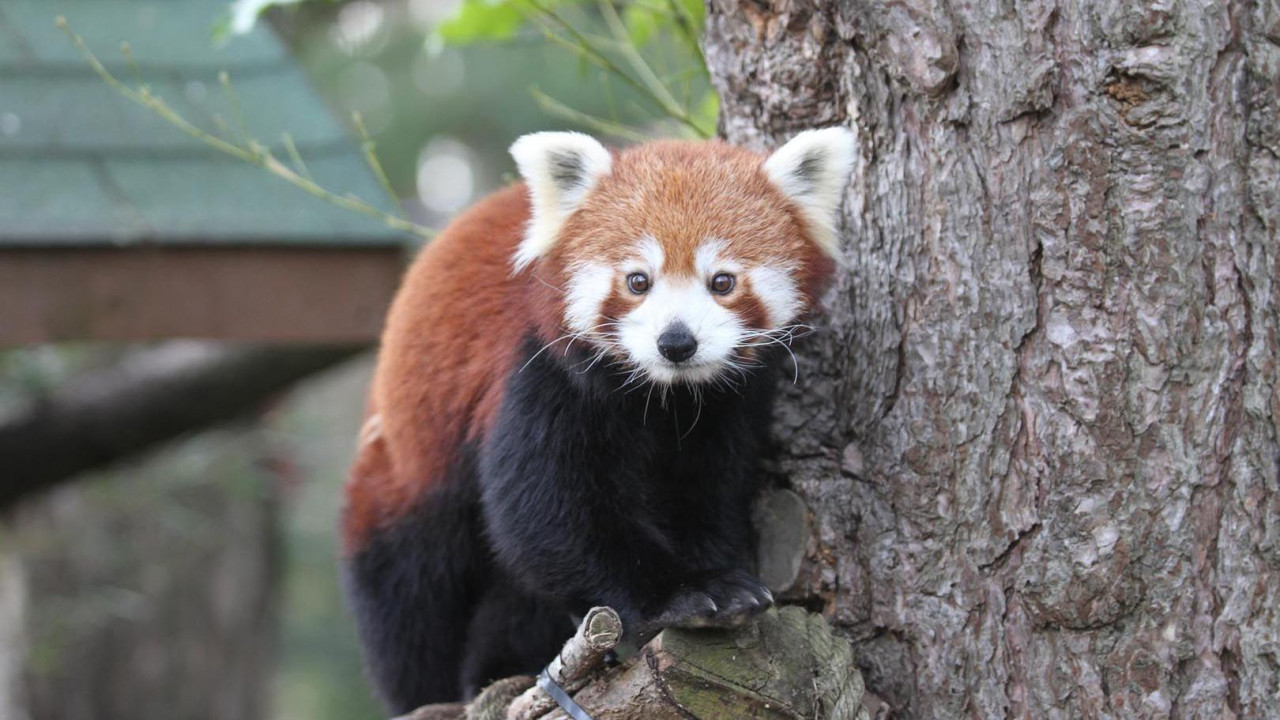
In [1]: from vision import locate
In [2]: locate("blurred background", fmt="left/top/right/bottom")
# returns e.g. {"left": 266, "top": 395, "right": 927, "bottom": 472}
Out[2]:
{"left": 0, "top": 1, "right": 710, "bottom": 718}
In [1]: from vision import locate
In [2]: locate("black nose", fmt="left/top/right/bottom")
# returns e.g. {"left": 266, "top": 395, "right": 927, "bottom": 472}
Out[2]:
{"left": 657, "top": 323, "right": 698, "bottom": 363}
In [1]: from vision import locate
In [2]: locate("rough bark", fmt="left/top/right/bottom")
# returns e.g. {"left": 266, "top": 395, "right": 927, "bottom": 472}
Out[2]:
{"left": 705, "top": 1, "right": 1279, "bottom": 718}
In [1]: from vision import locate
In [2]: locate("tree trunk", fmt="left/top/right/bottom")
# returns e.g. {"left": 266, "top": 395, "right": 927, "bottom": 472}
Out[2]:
{"left": 705, "top": 1, "right": 1280, "bottom": 718}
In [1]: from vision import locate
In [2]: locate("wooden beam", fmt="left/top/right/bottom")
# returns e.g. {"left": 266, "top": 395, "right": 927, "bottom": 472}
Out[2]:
{"left": 0, "top": 246, "right": 406, "bottom": 346}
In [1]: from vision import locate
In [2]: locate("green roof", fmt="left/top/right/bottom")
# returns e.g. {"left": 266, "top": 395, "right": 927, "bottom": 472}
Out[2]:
{"left": 0, "top": 0, "right": 406, "bottom": 247}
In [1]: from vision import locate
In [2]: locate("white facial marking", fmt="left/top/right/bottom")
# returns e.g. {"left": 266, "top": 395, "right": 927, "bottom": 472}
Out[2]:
{"left": 747, "top": 266, "right": 801, "bottom": 327}
{"left": 564, "top": 262, "right": 614, "bottom": 335}
{"left": 569, "top": 238, "right": 805, "bottom": 386}
{"left": 636, "top": 234, "right": 665, "bottom": 273}
{"left": 695, "top": 240, "right": 722, "bottom": 277}
{"left": 695, "top": 239, "right": 742, "bottom": 278}
{"left": 618, "top": 278, "right": 743, "bottom": 385}
{"left": 610, "top": 238, "right": 806, "bottom": 385}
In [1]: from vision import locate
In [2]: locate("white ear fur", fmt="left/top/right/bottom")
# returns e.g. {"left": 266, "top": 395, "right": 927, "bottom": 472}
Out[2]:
{"left": 509, "top": 132, "right": 612, "bottom": 271}
{"left": 762, "top": 127, "right": 856, "bottom": 258}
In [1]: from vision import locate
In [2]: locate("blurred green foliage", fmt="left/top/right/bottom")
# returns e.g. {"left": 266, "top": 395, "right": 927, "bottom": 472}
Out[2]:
{"left": 269, "top": 0, "right": 714, "bottom": 228}
{"left": 436, "top": 0, "right": 704, "bottom": 53}
{"left": 173, "top": 0, "right": 718, "bottom": 237}
{"left": 436, "top": 0, "right": 713, "bottom": 137}
{"left": 433, "top": 0, "right": 528, "bottom": 43}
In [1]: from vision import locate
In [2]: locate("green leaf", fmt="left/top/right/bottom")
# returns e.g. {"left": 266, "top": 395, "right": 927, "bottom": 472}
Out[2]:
{"left": 622, "top": 5, "right": 659, "bottom": 47}
{"left": 435, "top": 0, "right": 530, "bottom": 45}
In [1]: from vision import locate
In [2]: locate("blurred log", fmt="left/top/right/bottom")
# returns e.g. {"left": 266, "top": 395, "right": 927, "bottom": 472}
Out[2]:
{"left": 0, "top": 547, "right": 27, "bottom": 720}
{"left": 0, "top": 342, "right": 361, "bottom": 510}
{"left": 9, "top": 432, "right": 282, "bottom": 720}
{"left": 400, "top": 607, "right": 869, "bottom": 720}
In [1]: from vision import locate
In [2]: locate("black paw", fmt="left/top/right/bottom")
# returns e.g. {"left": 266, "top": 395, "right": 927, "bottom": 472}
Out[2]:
{"left": 650, "top": 569, "right": 773, "bottom": 631}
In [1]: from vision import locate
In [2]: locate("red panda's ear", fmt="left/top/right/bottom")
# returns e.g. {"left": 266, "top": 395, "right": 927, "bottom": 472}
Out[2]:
{"left": 763, "top": 127, "right": 856, "bottom": 258}
{"left": 509, "top": 132, "right": 613, "bottom": 271}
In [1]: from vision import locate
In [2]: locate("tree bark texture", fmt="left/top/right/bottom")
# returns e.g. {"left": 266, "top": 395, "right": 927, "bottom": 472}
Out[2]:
{"left": 705, "top": 2, "right": 1279, "bottom": 718}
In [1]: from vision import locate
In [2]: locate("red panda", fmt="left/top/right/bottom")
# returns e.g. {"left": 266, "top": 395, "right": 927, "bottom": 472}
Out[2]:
{"left": 342, "top": 128, "right": 855, "bottom": 712}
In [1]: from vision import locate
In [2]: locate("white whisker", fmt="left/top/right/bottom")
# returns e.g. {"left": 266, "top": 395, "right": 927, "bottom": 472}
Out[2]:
{"left": 518, "top": 322, "right": 613, "bottom": 374}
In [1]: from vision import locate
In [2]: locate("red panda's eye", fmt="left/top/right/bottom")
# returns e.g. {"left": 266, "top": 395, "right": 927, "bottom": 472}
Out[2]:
{"left": 710, "top": 273, "right": 735, "bottom": 295}
{"left": 627, "top": 273, "right": 650, "bottom": 294}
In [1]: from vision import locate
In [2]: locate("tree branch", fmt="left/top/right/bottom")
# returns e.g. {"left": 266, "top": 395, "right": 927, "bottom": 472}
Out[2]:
{"left": 399, "top": 607, "right": 871, "bottom": 720}
{"left": 0, "top": 342, "right": 362, "bottom": 510}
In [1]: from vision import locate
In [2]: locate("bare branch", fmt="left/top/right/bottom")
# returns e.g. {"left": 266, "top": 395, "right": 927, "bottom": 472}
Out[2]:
{"left": 0, "top": 343, "right": 362, "bottom": 510}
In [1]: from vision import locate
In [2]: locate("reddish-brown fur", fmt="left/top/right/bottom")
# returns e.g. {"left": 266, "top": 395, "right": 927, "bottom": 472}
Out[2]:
{"left": 342, "top": 185, "right": 558, "bottom": 551}
{"left": 551, "top": 140, "right": 827, "bottom": 279}
{"left": 343, "top": 140, "right": 833, "bottom": 552}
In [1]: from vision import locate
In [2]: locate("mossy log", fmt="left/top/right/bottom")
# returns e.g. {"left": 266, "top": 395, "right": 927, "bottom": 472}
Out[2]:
{"left": 397, "top": 606, "right": 868, "bottom": 720}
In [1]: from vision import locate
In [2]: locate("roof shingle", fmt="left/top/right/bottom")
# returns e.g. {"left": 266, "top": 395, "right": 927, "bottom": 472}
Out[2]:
{"left": 0, "top": 0, "right": 405, "bottom": 247}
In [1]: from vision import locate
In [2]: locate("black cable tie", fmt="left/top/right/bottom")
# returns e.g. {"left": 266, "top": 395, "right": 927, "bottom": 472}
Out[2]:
{"left": 537, "top": 667, "right": 595, "bottom": 720}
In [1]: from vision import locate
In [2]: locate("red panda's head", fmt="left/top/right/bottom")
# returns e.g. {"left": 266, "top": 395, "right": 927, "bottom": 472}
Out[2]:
{"left": 509, "top": 129, "right": 855, "bottom": 386}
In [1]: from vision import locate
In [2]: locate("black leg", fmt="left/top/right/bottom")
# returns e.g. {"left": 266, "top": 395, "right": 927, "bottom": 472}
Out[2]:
{"left": 459, "top": 578, "right": 575, "bottom": 699}
{"left": 345, "top": 481, "right": 487, "bottom": 713}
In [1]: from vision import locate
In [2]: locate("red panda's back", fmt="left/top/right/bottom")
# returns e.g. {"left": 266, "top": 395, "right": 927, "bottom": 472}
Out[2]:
{"left": 343, "top": 183, "right": 548, "bottom": 551}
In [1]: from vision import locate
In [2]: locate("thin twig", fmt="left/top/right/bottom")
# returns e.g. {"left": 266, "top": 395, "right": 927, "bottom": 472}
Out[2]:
{"left": 55, "top": 16, "right": 434, "bottom": 240}
{"left": 597, "top": 0, "right": 683, "bottom": 113}
{"left": 663, "top": 0, "right": 707, "bottom": 74}
{"left": 280, "top": 132, "right": 314, "bottom": 181}
{"left": 530, "top": 89, "right": 649, "bottom": 142}
{"left": 525, "top": 0, "right": 708, "bottom": 137}
{"left": 213, "top": 114, "right": 236, "bottom": 143}
{"left": 119, "top": 41, "right": 142, "bottom": 83}
{"left": 352, "top": 111, "right": 406, "bottom": 216}
{"left": 507, "top": 607, "right": 623, "bottom": 720}
{"left": 601, "top": 69, "right": 621, "bottom": 122}
{"left": 219, "top": 70, "right": 249, "bottom": 144}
